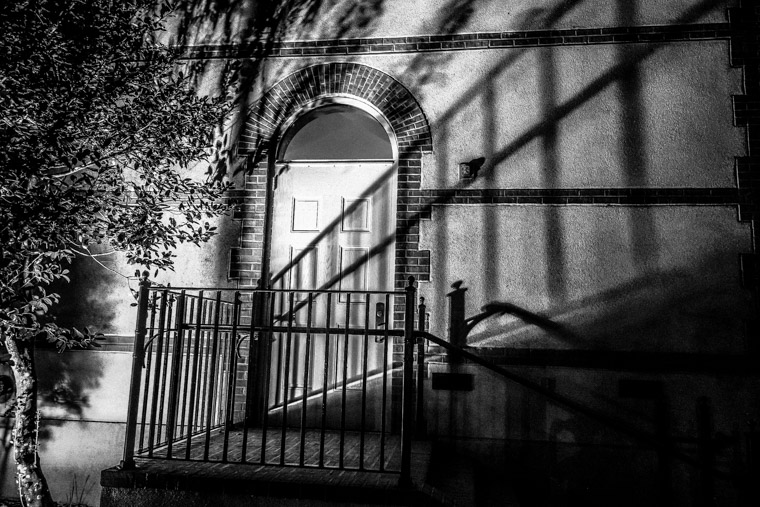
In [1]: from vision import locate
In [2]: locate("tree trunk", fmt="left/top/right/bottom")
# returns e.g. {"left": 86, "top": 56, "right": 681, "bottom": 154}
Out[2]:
{"left": 4, "top": 334, "right": 55, "bottom": 507}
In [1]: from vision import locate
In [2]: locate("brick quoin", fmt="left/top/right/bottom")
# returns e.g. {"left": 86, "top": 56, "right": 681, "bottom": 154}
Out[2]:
{"left": 730, "top": 1, "right": 760, "bottom": 353}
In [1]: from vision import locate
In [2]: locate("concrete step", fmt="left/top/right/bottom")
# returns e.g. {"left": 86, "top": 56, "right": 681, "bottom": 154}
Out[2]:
{"left": 101, "top": 453, "right": 453, "bottom": 506}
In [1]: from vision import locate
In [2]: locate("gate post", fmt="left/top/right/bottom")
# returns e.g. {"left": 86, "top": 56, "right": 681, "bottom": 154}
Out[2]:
{"left": 447, "top": 281, "right": 467, "bottom": 362}
{"left": 400, "top": 276, "right": 416, "bottom": 486}
{"left": 246, "top": 280, "right": 269, "bottom": 426}
{"left": 121, "top": 272, "right": 151, "bottom": 470}
{"left": 416, "top": 297, "right": 427, "bottom": 437}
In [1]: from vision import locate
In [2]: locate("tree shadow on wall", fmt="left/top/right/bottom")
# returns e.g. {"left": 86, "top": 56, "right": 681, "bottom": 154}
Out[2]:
{"left": 50, "top": 256, "right": 126, "bottom": 335}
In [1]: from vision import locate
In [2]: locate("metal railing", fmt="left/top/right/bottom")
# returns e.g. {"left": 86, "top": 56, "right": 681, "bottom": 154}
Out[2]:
{"left": 121, "top": 275, "right": 423, "bottom": 481}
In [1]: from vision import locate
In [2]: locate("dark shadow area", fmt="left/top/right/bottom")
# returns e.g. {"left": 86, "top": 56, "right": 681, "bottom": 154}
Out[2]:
{"left": 50, "top": 256, "right": 124, "bottom": 334}
{"left": 455, "top": 249, "right": 749, "bottom": 354}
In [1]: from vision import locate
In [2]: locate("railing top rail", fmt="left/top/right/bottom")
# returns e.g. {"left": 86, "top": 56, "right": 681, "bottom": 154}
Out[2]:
{"left": 147, "top": 286, "right": 405, "bottom": 296}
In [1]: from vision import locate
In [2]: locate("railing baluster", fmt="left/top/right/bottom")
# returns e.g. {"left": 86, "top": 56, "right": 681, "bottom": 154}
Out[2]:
{"left": 274, "top": 296, "right": 285, "bottom": 408}
{"left": 203, "top": 291, "right": 222, "bottom": 461}
{"left": 214, "top": 307, "right": 226, "bottom": 427}
{"left": 121, "top": 275, "right": 150, "bottom": 470}
{"left": 137, "top": 290, "right": 158, "bottom": 453}
{"left": 166, "top": 290, "right": 186, "bottom": 458}
{"left": 223, "top": 292, "right": 241, "bottom": 462}
{"left": 416, "top": 296, "right": 427, "bottom": 436}
{"left": 155, "top": 292, "right": 175, "bottom": 449}
{"left": 299, "top": 293, "right": 313, "bottom": 466}
{"left": 198, "top": 300, "right": 213, "bottom": 439}
{"left": 280, "top": 292, "right": 295, "bottom": 465}
{"left": 400, "top": 277, "right": 417, "bottom": 485}
{"left": 319, "top": 293, "right": 332, "bottom": 468}
{"left": 379, "top": 293, "right": 390, "bottom": 471}
{"left": 241, "top": 290, "right": 258, "bottom": 463}
{"left": 156, "top": 293, "right": 175, "bottom": 449}
{"left": 359, "top": 294, "right": 370, "bottom": 470}
{"left": 185, "top": 291, "right": 204, "bottom": 459}
{"left": 178, "top": 297, "right": 195, "bottom": 440}
{"left": 147, "top": 291, "right": 168, "bottom": 457}
{"left": 339, "top": 294, "right": 351, "bottom": 469}
{"left": 260, "top": 290, "right": 276, "bottom": 464}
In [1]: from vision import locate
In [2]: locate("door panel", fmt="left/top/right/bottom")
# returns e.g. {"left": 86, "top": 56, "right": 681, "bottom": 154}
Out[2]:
{"left": 268, "top": 162, "right": 396, "bottom": 421}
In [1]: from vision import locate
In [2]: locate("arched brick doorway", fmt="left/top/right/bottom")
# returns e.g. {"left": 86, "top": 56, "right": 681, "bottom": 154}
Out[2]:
{"left": 236, "top": 63, "right": 432, "bottom": 293}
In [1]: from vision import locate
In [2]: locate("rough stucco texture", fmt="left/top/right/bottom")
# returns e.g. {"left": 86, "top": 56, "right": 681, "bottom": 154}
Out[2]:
{"left": 410, "top": 42, "right": 743, "bottom": 189}
{"left": 419, "top": 205, "right": 752, "bottom": 353}
{"left": 167, "top": 0, "right": 735, "bottom": 45}
{"left": 243, "top": 40, "right": 742, "bottom": 189}
{"left": 288, "top": 0, "right": 734, "bottom": 39}
{"left": 2, "top": 351, "right": 132, "bottom": 505}
{"left": 1, "top": 420, "right": 125, "bottom": 507}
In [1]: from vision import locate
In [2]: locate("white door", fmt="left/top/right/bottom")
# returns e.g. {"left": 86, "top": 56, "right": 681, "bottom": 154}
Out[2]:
{"left": 268, "top": 162, "right": 396, "bottom": 412}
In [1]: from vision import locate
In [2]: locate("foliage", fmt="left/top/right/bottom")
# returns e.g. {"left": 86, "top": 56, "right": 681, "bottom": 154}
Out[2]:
{"left": 0, "top": 0, "right": 233, "bottom": 347}
{"left": 0, "top": 2, "right": 232, "bottom": 504}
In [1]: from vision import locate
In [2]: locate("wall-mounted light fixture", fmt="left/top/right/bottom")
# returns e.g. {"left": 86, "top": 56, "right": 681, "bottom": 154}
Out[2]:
{"left": 458, "top": 157, "right": 486, "bottom": 181}
{"left": 459, "top": 162, "right": 475, "bottom": 180}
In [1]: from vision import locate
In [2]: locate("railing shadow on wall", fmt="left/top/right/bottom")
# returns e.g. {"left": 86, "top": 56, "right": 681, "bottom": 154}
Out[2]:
{"left": 119, "top": 273, "right": 753, "bottom": 494}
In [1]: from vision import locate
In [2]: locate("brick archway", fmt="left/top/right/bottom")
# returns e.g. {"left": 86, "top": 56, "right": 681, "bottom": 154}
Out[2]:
{"left": 237, "top": 62, "right": 432, "bottom": 159}
{"left": 233, "top": 63, "right": 432, "bottom": 293}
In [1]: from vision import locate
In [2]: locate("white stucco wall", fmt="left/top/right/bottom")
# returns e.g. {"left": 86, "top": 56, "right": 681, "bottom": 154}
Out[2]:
{"left": 419, "top": 206, "right": 752, "bottom": 353}
{"left": 239, "top": 40, "right": 744, "bottom": 190}
{"left": 1, "top": 351, "right": 133, "bottom": 506}
{"left": 167, "top": 0, "right": 736, "bottom": 46}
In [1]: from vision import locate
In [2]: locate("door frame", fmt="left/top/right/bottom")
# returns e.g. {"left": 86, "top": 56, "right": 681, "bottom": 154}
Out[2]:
{"left": 247, "top": 96, "right": 400, "bottom": 425}
{"left": 261, "top": 95, "right": 400, "bottom": 289}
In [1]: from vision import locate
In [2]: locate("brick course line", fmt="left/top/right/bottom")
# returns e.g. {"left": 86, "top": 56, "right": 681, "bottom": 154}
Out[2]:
{"left": 179, "top": 23, "right": 731, "bottom": 60}
{"left": 415, "top": 188, "right": 745, "bottom": 206}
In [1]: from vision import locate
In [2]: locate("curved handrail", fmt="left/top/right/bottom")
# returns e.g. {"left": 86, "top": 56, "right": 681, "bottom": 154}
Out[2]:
{"left": 415, "top": 330, "right": 730, "bottom": 479}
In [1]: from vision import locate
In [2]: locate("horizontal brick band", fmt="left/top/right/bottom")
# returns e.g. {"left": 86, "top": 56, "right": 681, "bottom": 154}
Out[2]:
{"left": 411, "top": 187, "right": 744, "bottom": 207}
{"left": 181, "top": 23, "right": 731, "bottom": 60}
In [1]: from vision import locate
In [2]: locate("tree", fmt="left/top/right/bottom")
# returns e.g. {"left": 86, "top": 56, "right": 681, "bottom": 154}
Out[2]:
{"left": 0, "top": 1, "right": 232, "bottom": 505}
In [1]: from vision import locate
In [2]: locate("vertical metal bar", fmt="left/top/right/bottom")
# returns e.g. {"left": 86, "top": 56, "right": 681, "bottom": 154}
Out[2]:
{"left": 198, "top": 300, "right": 214, "bottom": 436}
{"left": 400, "top": 277, "right": 417, "bottom": 485}
{"left": 219, "top": 303, "right": 232, "bottom": 424}
{"left": 359, "top": 294, "right": 370, "bottom": 470}
{"left": 319, "top": 293, "right": 332, "bottom": 468}
{"left": 203, "top": 291, "right": 222, "bottom": 461}
{"left": 241, "top": 289, "right": 258, "bottom": 463}
{"left": 379, "top": 293, "right": 390, "bottom": 471}
{"left": 156, "top": 292, "right": 175, "bottom": 447}
{"left": 121, "top": 275, "right": 151, "bottom": 470}
{"left": 185, "top": 291, "right": 205, "bottom": 459}
{"left": 280, "top": 292, "right": 295, "bottom": 465}
{"left": 339, "top": 293, "right": 351, "bottom": 469}
{"left": 223, "top": 292, "right": 241, "bottom": 462}
{"left": 138, "top": 291, "right": 158, "bottom": 452}
{"left": 274, "top": 295, "right": 285, "bottom": 407}
{"left": 299, "top": 293, "right": 314, "bottom": 466}
{"left": 416, "top": 296, "right": 427, "bottom": 436}
{"left": 260, "top": 291, "right": 276, "bottom": 464}
{"left": 166, "top": 291, "right": 187, "bottom": 458}
{"left": 147, "top": 291, "right": 169, "bottom": 457}
{"left": 179, "top": 297, "right": 195, "bottom": 440}
{"left": 214, "top": 305, "right": 228, "bottom": 427}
